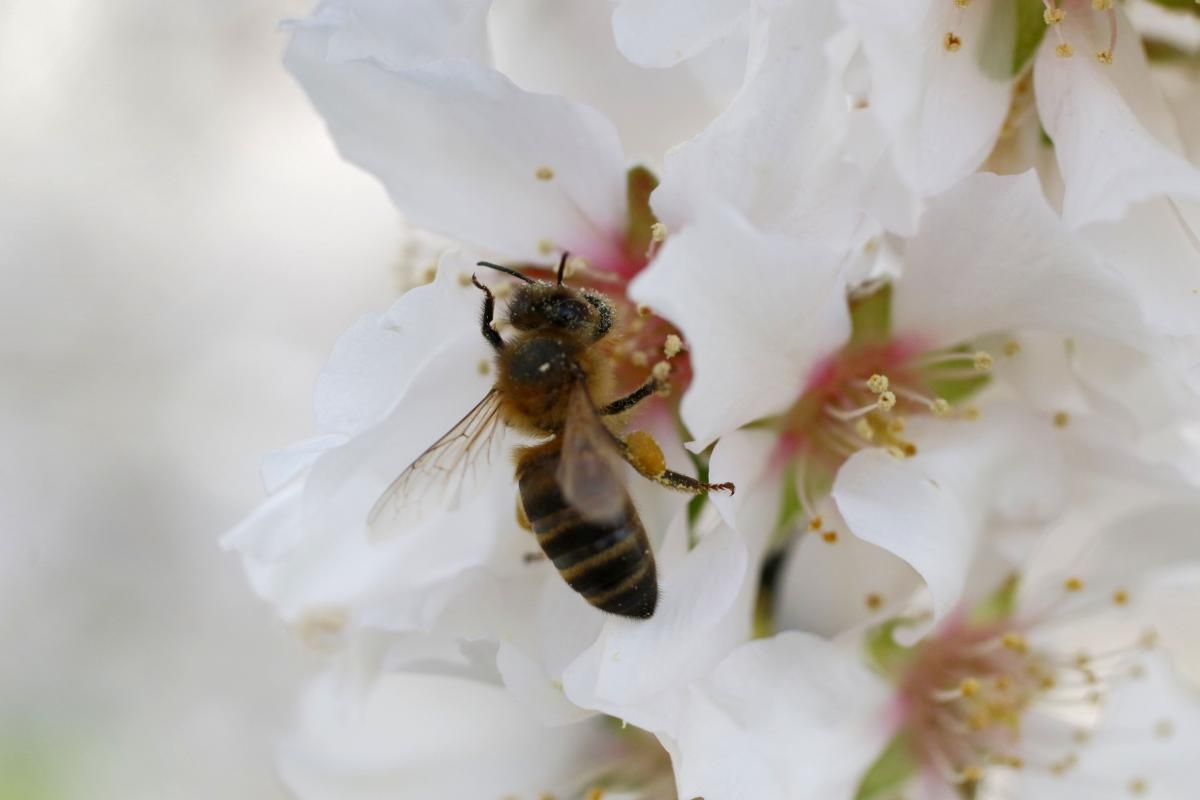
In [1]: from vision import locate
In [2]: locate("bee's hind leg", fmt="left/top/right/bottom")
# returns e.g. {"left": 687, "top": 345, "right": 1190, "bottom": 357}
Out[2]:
{"left": 618, "top": 431, "right": 735, "bottom": 496}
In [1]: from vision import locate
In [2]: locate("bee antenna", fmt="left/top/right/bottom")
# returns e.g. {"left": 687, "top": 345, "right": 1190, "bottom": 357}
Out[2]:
{"left": 476, "top": 261, "right": 534, "bottom": 284}
{"left": 556, "top": 252, "right": 570, "bottom": 286}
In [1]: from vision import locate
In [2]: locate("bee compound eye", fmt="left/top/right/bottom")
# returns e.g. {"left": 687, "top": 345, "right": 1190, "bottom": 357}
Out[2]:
{"left": 547, "top": 298, "right": 587, "bottom": 326}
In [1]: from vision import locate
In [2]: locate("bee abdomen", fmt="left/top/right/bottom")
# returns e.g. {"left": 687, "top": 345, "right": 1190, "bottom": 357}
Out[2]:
{"left": 518, "top": 452, "right": 658, "bottom": 619}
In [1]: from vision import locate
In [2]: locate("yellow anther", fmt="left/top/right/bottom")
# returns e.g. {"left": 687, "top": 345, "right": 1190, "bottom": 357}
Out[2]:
{"left": 960, "top": 766, "right": 984, "bottom": 783}
{"left": 1053, "top": 410, "right": 1070, "bottom": 428}
{"left": 1113, "top": 589, "right": 1129, "bottom": 605}
{"left": 943, "top": 32, "right": 962, "bottom": 52}
{"left": 1092, "top": 0, "right": 1113, "bottom": 8}
{"left": 636, "top": 303, "right": 652, "bottom": 318}
{"left": 1044, "top": 7, "right": 1065, "bottom": 24}
{"left": 994, "top": 674, "right": 1012, "bottom": 691}
{"left": 960, "top": 677, "right": 981, "bottom": 697}
{"left": 901, "top": 442, "right": 917, "bottom": 457}
{"left": 954, "top": 0, "right": 971, "bottom": 6}
{"left": 888, "top": 417, "right": 906, "bottom": 434}
{"left": 1096, "top": 50, "right": 1113, "bottom": 64}
{"left": 931, "top": 397, "right": 951, "bottom": 416}
{"left": 1056, "top": 42, "right": 1074, "bottom": 57}
{"left": 822, "top": 530, "right": 839, "bottom": 544}
{"left": 973, "top": 351, "right": 993, "bottom": 371}
{"left": 1064, "top": 577, "right": 1084, "bottom": 592}
{"left": 586, "top": 788, "right": 605, "bottom": 800}
{"left": 1003, "top": 339, "right": 1021, "bottom": 357}
{"left": 961, "top": 405, "right": 981, "bottom": 421}
{"left": 1002, "top": 632, "right": 1028, "bottom": 653}
{"left": 877, "top": 391, "right": 897, "bottom": 411}
{"left": 867, "top": 373, "right": 890, "bottom": 394}
{"left": 1128, "top": 778, "right": 1148, "bottom": 795}
{"left": 967, "top": 709, "right": 991, "bottom": 731}
{"left": 854, "top": 418, "right": 875, "bottom": 441}
{"left": 535, "top": 166, "right": 555, "bottom": 181}
{"left": 808, "top": 516, "right": 824, "bottom": 531}
{"left": 651, "top": 360, "right": 671, "bottom": 382}
{"left": 624, "top": 430, "right": 666, "bottom": 478}
{"left": 650, "top": 221, "right": 668, "bottom": 242}
{"left": 457, "top": 272, "right": 474, "bottom": 287}
{"left": 537, "top": 238, "right": 555, "bottom": 255}
{"left": 865, "top": 593, "right": 883, "bottom": 610}
{"left": 1140, "top": 628, "right": 1160, "bottom": 649}
{"left": 663, "top": 334, "right": 683, "bottom": 358}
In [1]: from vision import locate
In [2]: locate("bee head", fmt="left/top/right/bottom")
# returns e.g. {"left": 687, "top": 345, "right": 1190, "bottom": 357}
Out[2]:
{"left": 477, "top": 256, "right": 614, "bottom": 342}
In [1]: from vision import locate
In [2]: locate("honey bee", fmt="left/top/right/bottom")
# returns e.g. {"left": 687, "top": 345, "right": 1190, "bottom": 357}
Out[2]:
{"left": 368, "top": 254, "right": 734, "bottom": 619}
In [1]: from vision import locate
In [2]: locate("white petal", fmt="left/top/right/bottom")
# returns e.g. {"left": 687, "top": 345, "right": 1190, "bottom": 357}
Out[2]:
{"left": 652, "top": 0, "right": 862, "bottom": 247}
{"left": 1012, "top": 653, "right": 1200, "bottom": 799}
{"left": 778, "top": 502, "right": 922, "bottom": 638}
{"left": 285, "top": 24, "right": 629, "bottom": 266}
{"left": 1035, "top": 6, "right": 1200, "bottom": 228}
{"left": 672, "top": 632, "right": 892, "bottom": 800}
{"left": 561, "top": 518, "right": 755, "bottom": 734}
{"left": 629, "top": 201, "right": 851, "bottom": 449}
{"left": 840, "top": 0, "right": 1011, "bottom": 196}
{"left": 299, "top": 0, "right": 491, "bottom": 70}
{"left": 892, "top": 171, "right": 1148, "bottom": 349}
{"left": 313, "top": 254, "right": 480, "bottom": 436}
{"left": 833, "top": 406, "right": 1066, "bottom": 639}
{"left": 488, "top": 0, "right": 735, "bottom": 168}
{"left": 279, "top": 671, "right": 612, "bottom": 799}
{"left": 611, "top": 0, "right": 749, "bottom": 68}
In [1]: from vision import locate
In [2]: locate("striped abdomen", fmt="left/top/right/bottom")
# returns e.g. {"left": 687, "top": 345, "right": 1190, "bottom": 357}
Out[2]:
{"left": 517, "top": 447, "right": 658, "bottom": 619}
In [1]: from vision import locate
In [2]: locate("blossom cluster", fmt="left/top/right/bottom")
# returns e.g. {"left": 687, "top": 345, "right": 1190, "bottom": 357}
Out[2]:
{"left": 229, "top": 1, "right": 1200, "bottom": 798}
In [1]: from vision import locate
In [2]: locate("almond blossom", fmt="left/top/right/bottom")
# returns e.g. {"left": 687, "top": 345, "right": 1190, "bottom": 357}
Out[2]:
{"left": 666, "top": 492, "right": 1200, "bottom": 800}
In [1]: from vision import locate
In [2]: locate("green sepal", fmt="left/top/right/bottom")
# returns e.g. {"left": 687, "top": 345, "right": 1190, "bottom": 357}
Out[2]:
{"left": 864, "top": 617, "right": 918, "bottom": 677}
{"left": 1011, "top": 0, "right": 1048, "bottom": 74}
{"left": 855, "top": 732, "right": 918, "bottom": 800}
{"left": 624, "top": 165, "right": 660, "bottom": 260}
{"left": 848, "top": 281, "right": 893, "bottom": 347}
{"left": 969, "top": 572, "right": 1021, "bottom": 625}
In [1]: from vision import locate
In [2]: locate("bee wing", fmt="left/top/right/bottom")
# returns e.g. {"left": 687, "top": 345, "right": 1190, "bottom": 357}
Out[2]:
{"left": 367, "top": 389, "right": 507, "bottom": 537}
{"left": 555, "top": 381, "right": 628, "bottom": 524}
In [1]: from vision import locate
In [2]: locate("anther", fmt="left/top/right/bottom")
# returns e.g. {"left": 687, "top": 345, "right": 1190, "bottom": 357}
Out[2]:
{"left": 1043, "top": 7, "right": 1065, "bottom": 24}
{"left": 1056, "top": 42, "right": 1074, "bottom": 57}
{"left": 931, "top": 398, "right": 951, "bottom": 416}
{"left": 1112, "top": 589, "right": 1129, "bottom": 605}
{"left": 959, "top": 766, "right": 984, "bottom": 784}
{"left": 457, "top": 272, "right": 474, "bottom": 287}
{"left": 854, "top": 418, "right": 874, "bottom": 441}
{"left": 1053, "top": 411, "right": 1070, "bottom": 428}
{"left": 973, "top": 351, "right": 993, "bottom": 371}
{"left": 1064, "top": 577, "right": 1084, "bottom": 592}
{"left": 1096, "top": 50, "right": 1113, "bottom": 64}
{"left": 535, "top": 166, "right": 555, "bottom": 181}
{"left": 822, "top": 530, "right": 838, "bottom": 544}
{"left": 636, "top": 304, "right": 652, "bottom": 318}
{"left": 1003, "top": 340, "right": 1021, "bottom": 357}
{"left": 960, "top": 677, "right": 981, "bottom": 697}
{"left": 943, "top": 32, "right": 962, "bottom": 52}
{"left": 954, "top": 0, "right": 971, "bottom": 6}
{"left": 877, "top": 391, "right": 897, "bottom": 411}
{"left": 866, "top": 593, "right": 883, "bottom": 610}
{"left": 650, "top": 222, "right": 667, "bottom": 242}
{"left": 867, "top": 374, "right": 890, "bottom": 394}
{"left": 1002, "top": 632, "right": 1028, "bottom": 653}
{"left": 537, "top": 238, "right": 555, "bottom": 255}
{"left": 651, "top": 360, "right": 671, "bottom": 382}
{"left": 808, "top": 516, "right": 824, "bottom": 531}
{"left": 663, "top": 334, "right": 683, "bottom": 358}
{"left": 1092, "top": 0, "right": 1112, "bottom": 8}
{"left": 1128, "top": 778, "right": 1148, "bottom": 795}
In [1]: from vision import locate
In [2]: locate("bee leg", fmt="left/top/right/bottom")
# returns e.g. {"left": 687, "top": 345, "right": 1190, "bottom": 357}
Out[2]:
{"left": 471, "top": 274, "right": 504, "bottom": 352}
{"left": 600, "top": 377, "right": 658, "bottom": 416}
{"left": 522, "top": 551, "right": 546, "bottom": 564}
{"left": 620, "top": 430, "right": 735, "bottom": 496}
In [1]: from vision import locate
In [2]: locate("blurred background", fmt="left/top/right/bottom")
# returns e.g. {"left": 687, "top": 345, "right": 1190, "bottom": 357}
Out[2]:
{"left": 0, "top": 1, "right": 402, "bottom": 797}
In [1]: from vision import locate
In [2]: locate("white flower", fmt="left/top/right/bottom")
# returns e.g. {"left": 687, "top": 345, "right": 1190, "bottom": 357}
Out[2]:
{"left": 666, "top": 493, "right": 1200, "bottom": 800}
{"left": 634, "top": 169, "right": 1183, "bottom": 634}
{"left": 280, "top": 670, "right": 678, "bottom": 799}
